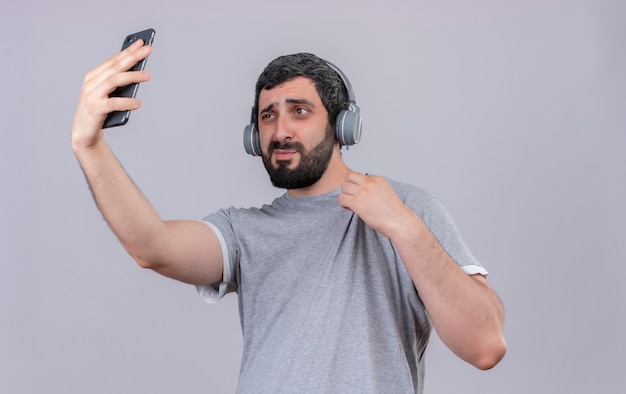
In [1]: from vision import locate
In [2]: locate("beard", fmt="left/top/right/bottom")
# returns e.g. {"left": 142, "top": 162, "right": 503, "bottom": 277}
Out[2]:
{"left": 262, "top": 125, "right": 335, "bottom": 190}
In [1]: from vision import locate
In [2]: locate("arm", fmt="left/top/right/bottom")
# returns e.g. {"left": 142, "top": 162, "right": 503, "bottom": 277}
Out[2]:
{"left": 338, "top": 172, "right": 506, "bottom": 370}
{"left": 71, "top": 39, "right": 222, "bottom": 285}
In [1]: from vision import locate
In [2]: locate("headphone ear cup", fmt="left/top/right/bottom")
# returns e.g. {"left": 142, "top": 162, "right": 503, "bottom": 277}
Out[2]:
{"left": 243, "top": 123, "right": 262, "bottom": 156}
{"left": 335, "top": 110, "right": 362, "bottom": 146}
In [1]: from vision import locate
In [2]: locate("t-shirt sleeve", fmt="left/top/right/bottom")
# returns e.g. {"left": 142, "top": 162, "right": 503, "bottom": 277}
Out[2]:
{"left": 415, "top": 196, "right": 488, "bottom": 276}
{"left": 194, "top": 210, "right": 240, "bottom": 303}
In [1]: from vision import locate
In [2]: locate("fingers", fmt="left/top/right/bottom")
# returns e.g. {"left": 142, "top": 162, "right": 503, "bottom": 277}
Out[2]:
{"left": 85, "top": 42, "right": 152, "bottom": 114}
{"left": 339, "top": 171, "right": 394, "bottom": 210}
{"left": 341, "top": 171, "right": 376, "bottom": 195}
{"left": 71, "top": 41, "right": 153, "bottom": 149}
{"left": 84, "top": 40, "right": 152, "bottom": 98}
{"left": 338, "top": 171, "right": 410, "bottom": 237}
{"left": 86, "top": 39, "right": 151, "bottom": 87}
{"left": 344, "top": 170, "right": 368, "bottom": 184}
{"left": 77, "top": 69, "right": 151, "bottom": 128}
{"left": 104, "top": 95, "right": 144, "bottom": 114}
{"left": 338, "top": 171, "right": 370, "bottom": 210}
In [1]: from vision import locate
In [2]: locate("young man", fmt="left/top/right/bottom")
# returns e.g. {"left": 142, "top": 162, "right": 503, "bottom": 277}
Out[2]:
{"left": 71, "top": 41, "right": 506, "bottom": 393}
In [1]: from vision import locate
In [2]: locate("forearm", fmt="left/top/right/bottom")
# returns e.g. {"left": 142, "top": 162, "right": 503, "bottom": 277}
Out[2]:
{"left": 390, "top": 213, "right": 506, "bottom": 369}
{"left": 73, "top": 140, "right": 167, "bottom": 264}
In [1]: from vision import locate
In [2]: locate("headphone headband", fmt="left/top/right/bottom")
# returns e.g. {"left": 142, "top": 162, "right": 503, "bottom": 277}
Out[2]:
{"left": 324, "top": 61, "right": 357, "bottom": 105}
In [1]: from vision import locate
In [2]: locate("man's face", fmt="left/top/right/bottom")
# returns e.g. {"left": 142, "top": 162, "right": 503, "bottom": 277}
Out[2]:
{"left": 257, "top": 77, "right": 336, "bottom": 189}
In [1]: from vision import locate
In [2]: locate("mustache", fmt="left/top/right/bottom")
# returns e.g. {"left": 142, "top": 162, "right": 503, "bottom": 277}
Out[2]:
{"left": 268, "top": 141, "right": 305, "bottom": 155}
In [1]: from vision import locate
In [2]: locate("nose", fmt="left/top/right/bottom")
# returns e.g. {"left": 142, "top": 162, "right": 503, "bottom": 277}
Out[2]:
{"left": 273, "top": 114, "right": 293, "bottom": 142}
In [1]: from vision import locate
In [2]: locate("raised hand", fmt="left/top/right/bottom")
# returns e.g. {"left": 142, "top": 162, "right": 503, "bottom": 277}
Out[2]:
{"left": 338, "top": 171, "right": 415, "bottom": 239}
{"left": 71, "top": 39, "right": 152, "bottom": 150}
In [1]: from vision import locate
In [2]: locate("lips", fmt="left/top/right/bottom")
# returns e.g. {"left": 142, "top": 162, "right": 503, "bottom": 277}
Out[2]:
{"left": 268, "top": 141, "right": 304, "bottom": 162}
{"left": 273, "top": 149, "right": 298, "bottom": 161}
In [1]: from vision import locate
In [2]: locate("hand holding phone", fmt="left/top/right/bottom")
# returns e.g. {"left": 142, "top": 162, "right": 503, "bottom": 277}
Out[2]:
{"left": 102, "top": 28, "right": 155, "bottom": 128}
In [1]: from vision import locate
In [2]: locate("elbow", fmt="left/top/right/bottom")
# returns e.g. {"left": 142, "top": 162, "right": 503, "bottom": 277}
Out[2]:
{"left": 134, "top": 256, "right": 154, "bottom": 270}
{"left": 471, "top": 336, "right": 507, "bottom": 370}
{"left": 128, "top": 249, "right": 160, "bottom": 270}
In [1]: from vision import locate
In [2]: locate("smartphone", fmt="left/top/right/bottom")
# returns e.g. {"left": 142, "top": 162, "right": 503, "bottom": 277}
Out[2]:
{"left": 102, "top": 28, "right": 155, "bottom": 129}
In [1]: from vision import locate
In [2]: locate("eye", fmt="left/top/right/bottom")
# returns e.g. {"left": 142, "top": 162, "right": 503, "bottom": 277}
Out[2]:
{"left": 260, "top": 113, "right": 274, "bottom": 121}
{"left": 295, "top": 107, "right": 309, "bottom": 116}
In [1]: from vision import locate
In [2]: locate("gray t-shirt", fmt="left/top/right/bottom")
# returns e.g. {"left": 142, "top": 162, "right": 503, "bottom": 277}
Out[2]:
{"left": 197, "top": 178, "right": 486, "bottom": 393}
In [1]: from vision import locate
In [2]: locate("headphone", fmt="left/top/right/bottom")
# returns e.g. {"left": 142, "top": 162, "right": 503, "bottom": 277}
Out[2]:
{"left": 243, "top": 61, "right": 362, "bottom": 156}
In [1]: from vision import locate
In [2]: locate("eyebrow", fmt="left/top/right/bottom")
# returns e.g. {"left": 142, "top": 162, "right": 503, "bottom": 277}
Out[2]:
{"left": 259, "top": 98, "right": 317, "bottom": 115}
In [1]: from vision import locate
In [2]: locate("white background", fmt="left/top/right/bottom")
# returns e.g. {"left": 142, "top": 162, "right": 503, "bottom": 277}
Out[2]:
{"left": 1, "top": 0, "right": 624, "bottom": 392}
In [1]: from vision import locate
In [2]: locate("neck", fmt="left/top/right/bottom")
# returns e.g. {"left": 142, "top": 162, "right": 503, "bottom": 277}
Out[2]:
{"left": 286, "top": 146, "right": 350, "bottom": 198}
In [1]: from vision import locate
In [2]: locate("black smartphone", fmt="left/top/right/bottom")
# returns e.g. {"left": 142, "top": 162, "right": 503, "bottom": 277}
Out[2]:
{"left": 102, "top": 28, "right": 155, "bottom": 129}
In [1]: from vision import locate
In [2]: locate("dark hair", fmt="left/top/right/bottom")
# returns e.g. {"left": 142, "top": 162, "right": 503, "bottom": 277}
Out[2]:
{"left": 253, "top": 53, "right": 349, "bottom": 129}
